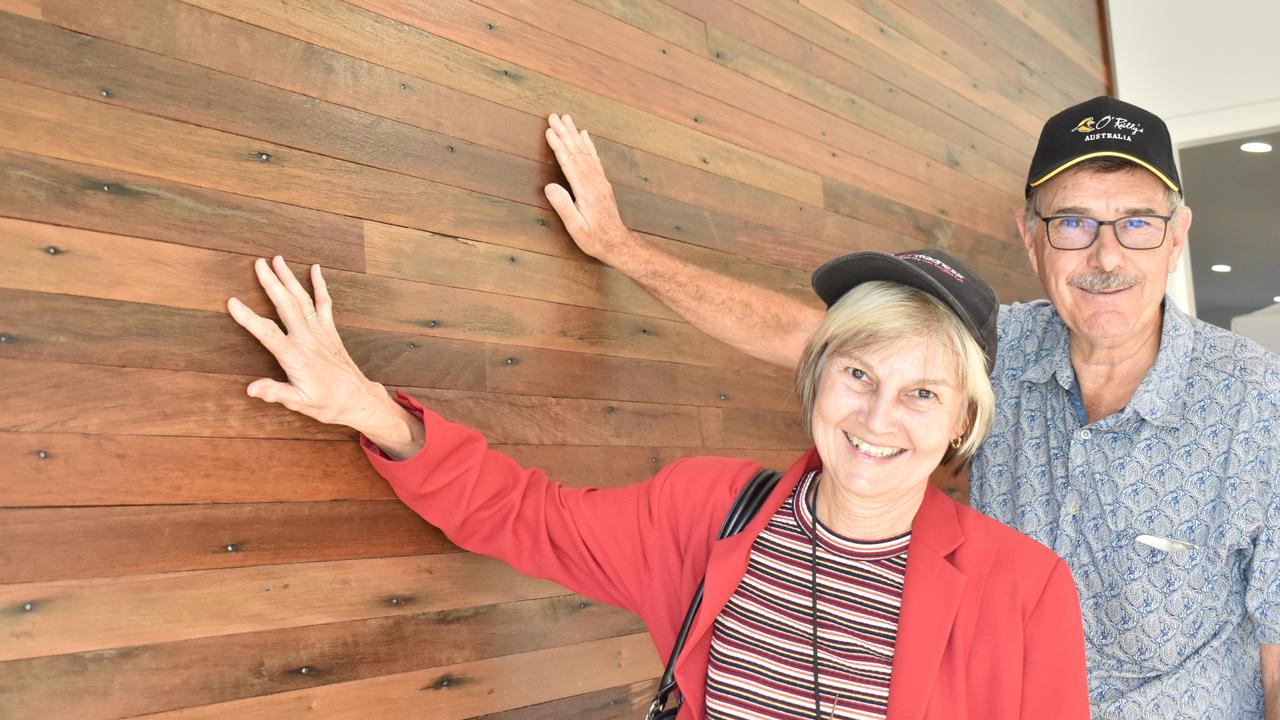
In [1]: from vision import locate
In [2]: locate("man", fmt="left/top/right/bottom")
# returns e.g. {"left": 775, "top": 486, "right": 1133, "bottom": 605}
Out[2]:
{"left": 541, "top": 99, "right": 1280, "bottom": 718}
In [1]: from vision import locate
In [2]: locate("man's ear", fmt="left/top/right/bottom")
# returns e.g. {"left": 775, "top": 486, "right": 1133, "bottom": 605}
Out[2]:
{"left": 1167, "top": 205, "right": 1192, "bottom": 274}
{"left": 1017, "top": 208, "right": 1041, "bottom": 276}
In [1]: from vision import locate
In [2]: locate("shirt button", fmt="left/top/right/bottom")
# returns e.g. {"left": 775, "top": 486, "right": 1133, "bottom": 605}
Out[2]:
{"left": 1079, "top": 429, "right": 1092, "bottom": 439}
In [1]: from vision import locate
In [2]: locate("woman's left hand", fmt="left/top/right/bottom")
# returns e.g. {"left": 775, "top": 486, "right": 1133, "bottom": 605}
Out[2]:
{"left": 227, "top": 257, "right": 418, "bottom": 453}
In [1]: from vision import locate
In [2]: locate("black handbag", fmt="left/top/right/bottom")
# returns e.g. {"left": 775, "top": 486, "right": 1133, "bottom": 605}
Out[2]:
{"left": 645, "top": 467, "right": 783, "bottom": 720}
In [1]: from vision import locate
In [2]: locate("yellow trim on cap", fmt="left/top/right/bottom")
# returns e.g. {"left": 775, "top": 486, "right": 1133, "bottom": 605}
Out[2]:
{"left": 1029, "top": 151, "right": 1180, "bottom": 192}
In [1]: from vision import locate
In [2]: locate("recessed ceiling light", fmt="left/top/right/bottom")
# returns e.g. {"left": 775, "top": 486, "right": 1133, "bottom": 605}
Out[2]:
{"left": 1211, "top": 264, "right": 1232, "bottom": 272}
{"left": 1241, "top": 141, "right": 1273, "bottom": 153}
{"left": 1274, "top": 296, "right": 1280, "bottom": 303}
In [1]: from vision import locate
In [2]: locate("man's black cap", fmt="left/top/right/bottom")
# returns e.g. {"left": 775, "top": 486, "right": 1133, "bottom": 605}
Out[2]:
{"left": 1026, "top": 95, "right": 1180, "bottom": 197}
{"left": 811, "top": 249, "right": 999, "bottom": 372}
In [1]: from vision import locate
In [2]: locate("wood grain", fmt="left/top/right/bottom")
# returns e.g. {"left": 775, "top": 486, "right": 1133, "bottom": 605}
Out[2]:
{"left": 0, "top": 595, "right": 644, "bottom": 720}
{"left": 0, "top": 501, "right": 452, "bottom": 583}
{"left": 128, "top": 634, "right": 660, "bottom": 720}
{"left": 0, "top": 0, "right": 1109, "bottom": 715}
{"left": 0, "top": 553, "right": 566, "bottom": 661}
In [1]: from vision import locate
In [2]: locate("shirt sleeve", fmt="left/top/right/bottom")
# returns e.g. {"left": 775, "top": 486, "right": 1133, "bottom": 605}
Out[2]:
{"left": 358, "top": 390, "right": 732, "bottom": 618}
{"left": 1246, "top": 461, "right": 1280, "bottom": 644}
{"left": 1020, "top": 558, "right": 1090, "bottom": 719}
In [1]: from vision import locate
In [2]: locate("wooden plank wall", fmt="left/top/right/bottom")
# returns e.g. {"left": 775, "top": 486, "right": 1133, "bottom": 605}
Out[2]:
{"left": 0, "top": 1, "right": 1110, "bottom": 717}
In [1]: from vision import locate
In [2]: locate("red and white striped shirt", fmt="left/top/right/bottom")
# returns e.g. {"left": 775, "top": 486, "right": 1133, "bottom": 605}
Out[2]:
{"left": 705, "top": 471, "right": 909, "bottom": 720}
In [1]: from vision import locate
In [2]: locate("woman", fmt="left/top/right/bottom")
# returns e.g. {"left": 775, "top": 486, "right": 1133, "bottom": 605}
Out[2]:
{"left": 227, "top": 254, "right": 1087, "bottom": 719}
{"left": 226, "top": 144, "right": 1087, "bottom": 720}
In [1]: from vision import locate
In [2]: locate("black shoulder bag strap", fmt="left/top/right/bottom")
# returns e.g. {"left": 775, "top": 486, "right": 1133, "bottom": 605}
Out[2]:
{"left": 645, "top": 467, "right": 783, "bottom": 720}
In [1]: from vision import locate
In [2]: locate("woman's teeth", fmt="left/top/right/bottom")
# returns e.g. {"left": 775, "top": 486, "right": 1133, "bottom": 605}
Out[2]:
{"left": 845, "top": 431, "right": 905, "bottom": 458}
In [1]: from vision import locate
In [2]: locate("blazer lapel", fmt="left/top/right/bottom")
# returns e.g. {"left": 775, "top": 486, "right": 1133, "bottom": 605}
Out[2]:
{"left": 886, "top": 487, "right": 967, "bottom": 720}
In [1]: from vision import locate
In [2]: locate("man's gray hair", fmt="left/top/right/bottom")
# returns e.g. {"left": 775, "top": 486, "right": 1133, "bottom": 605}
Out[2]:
{"left": 1024, "top": 157, "right": 1185, "bottom": 237}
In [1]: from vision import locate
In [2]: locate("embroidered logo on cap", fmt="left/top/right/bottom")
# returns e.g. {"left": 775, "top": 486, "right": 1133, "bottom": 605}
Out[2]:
{"left": 1073, "top": 117, "right": 1096, "bottom": 133}
{"left": 1071, "top": 114, "right": 1145, "bottom": 143}
{"left": 896, "top": 252, "right": 965, "bottom": 283}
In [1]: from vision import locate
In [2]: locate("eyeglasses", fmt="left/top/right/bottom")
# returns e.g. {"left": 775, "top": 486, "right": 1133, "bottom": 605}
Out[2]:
{"left": 1035, "top": 212, "right": 1172, "bottom": 250}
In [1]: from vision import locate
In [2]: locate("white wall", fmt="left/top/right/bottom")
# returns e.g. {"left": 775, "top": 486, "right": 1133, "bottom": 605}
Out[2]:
{"left": 1106, "top": 0, "right": 1280, "bottom": 315}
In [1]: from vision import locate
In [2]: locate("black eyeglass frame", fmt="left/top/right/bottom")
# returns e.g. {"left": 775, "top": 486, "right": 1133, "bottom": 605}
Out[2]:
{"left": 1034, "top": 211, "right": 1173, "bottom": 251}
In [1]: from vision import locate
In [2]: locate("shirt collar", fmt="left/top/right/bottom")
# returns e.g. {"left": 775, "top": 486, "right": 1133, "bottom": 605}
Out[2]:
{"left": 1017, "top": 297, "right": 1194, "bottom": 428}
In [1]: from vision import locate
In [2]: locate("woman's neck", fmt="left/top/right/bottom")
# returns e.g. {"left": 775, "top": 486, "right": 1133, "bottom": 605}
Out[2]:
{"left": 812, "top": 472, "right": 923, "bottom": 540}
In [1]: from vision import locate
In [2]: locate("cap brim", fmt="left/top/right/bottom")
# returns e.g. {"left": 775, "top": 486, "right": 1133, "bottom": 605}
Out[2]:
{"left": 1028, "top": 151, "right": 1180, "bottom": 193}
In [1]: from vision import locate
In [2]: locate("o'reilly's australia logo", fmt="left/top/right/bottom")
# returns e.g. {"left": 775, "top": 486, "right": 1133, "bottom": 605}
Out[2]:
{"left": 1071, "top": 115, "right": 1144, "bottom": 142}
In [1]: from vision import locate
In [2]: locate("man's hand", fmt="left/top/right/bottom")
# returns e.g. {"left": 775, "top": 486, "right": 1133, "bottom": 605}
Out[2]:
{"left": 227, "top": 256, "right": 423, "bottom": 458}
{"left": 543, "top": 113, "right": 638, "bottom": 263}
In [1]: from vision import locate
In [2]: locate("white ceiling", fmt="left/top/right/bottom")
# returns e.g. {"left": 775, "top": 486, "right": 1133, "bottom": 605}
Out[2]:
{"left": 1108, "top": 1, "right": 1280, "bottom": 147}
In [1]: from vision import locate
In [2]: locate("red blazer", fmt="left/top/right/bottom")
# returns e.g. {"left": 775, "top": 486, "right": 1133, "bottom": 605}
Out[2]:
{"left": 363, "top": 393, "right": 1089, "bottom": 720}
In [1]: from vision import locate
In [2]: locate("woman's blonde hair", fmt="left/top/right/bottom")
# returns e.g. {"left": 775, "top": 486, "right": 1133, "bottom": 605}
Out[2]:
{"left": 795, "top": 281, "right": 995, "bottom": 463}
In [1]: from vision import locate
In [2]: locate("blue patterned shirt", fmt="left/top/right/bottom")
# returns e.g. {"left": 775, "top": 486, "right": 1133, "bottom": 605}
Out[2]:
{"left": 972, "top": 299, "right": 1280, "bottom": 719}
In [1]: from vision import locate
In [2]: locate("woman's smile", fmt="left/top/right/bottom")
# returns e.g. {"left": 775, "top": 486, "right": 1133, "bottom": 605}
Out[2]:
{"left": 844, "top": 430, "right": 906, "bottom": 460}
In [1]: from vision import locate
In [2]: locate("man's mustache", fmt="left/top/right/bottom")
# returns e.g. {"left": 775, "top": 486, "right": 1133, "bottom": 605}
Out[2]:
{"left": 1068, "top": 269, "right": 1144, "bottom": 293}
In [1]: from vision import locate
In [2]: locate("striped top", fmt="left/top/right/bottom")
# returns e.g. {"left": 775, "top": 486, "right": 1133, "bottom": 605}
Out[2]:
{"left": 705, "top": 471, "right": 909, "bottom": 720}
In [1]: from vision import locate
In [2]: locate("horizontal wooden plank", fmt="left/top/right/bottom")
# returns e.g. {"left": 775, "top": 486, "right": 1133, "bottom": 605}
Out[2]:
{"left": 161, "top": 0, "right": 824, "bottom": 205}
{"left": 615, "top": 184, "right": 894, "bottom": 272}
{"left": 363, "top": 222, "right": 678, "bottom": 321}
{"left": 498, "top": 444, "right": 806, "bottom": 486}
{"left": 575, "top": 0, "right": 706, "bottom": 54}
{"left": 0, "top": 553, "right": 567, "bottom": 661}
{"left": 0, "top": 288, "right": 488, "bottom": 390}
{"left": 0, "top": 357, "right": 814, "bottom": 448}
{"left": 0, "top": 217, "right": 740, "bottom": 367}
{"left": 0, "top": 594, "right": 644, "bottom": 720}
{"left": 473, "top": 679, "right": 653, "bottom": 720}
{"left": 0, "top": 432, "right": 804, "bottom": 507}
{"left": 0, "top": 501, "right": 452, "bottom": 583}
{"left": 0, "top": 432, "right": 391, "bottom": 506}
{"left": 130, "top": 633, "right": 659, "bottom": 720}
{"left": 0, "top": 2, "right": 38, "bottom": 20}
{"left": 483, "top": 344, "right": 797, "bottom": 412}
{"left": 0, "top": 147, "right": 365, "bottom": 271}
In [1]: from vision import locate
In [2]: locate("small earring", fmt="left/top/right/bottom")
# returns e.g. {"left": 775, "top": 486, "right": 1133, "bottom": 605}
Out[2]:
{"left": 950, "top": 436, "right": 962, "bottom": 449}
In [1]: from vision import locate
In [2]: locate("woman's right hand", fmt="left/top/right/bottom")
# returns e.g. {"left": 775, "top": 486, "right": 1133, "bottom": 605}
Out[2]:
{"left": 227, "top": 256, "right": 424, "bottom": 458}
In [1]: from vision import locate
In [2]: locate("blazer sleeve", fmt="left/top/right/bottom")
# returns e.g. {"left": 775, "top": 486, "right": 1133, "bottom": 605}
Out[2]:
{"left": 359, "top": 390, "right": 704, "bottom": 618}
{"left": 1020, "top": 558, "right": 1090, "bottom": 719}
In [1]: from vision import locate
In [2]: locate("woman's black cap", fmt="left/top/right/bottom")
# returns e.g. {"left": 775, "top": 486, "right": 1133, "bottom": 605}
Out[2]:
{"left": 811, "top": 249, "right": 999, "bottom": 372}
